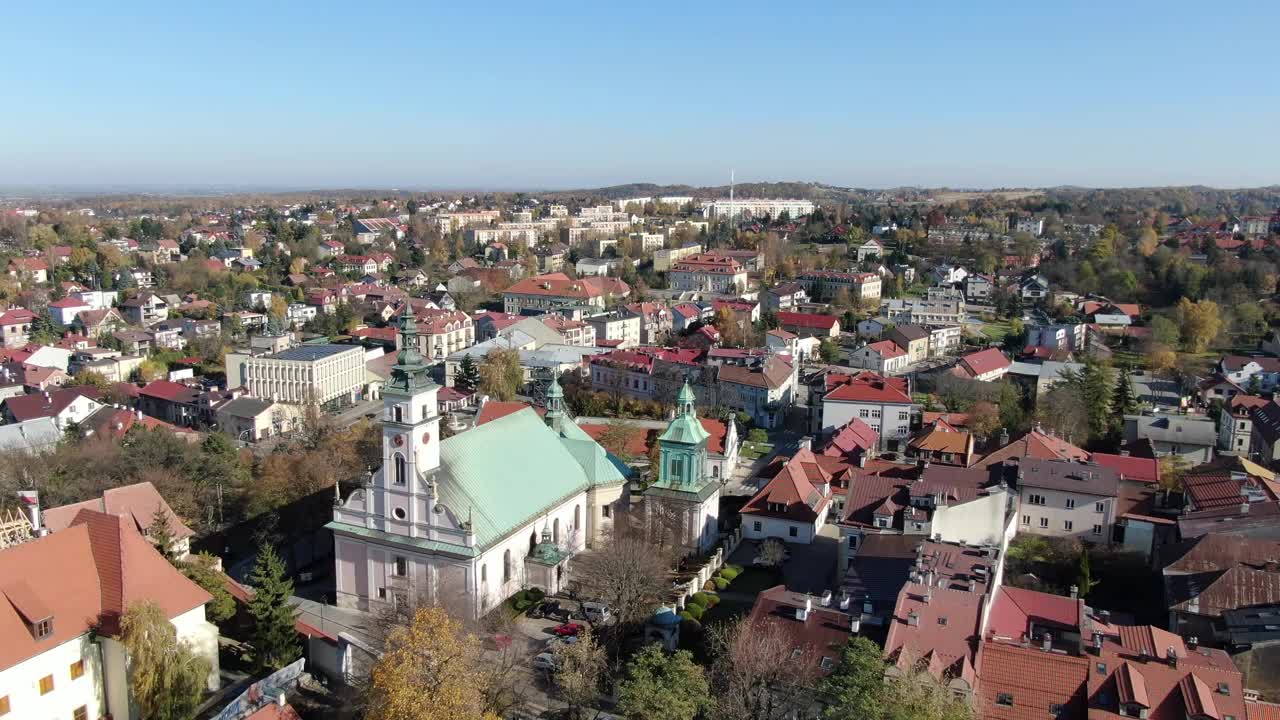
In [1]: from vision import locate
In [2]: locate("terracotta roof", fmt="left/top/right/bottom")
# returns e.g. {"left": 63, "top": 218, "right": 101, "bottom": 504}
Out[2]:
{"left": 908, "top": 424, "right": 972, "bottom": 456}
{"left": 819, "top": 417, "right": 879, "bottom": 458}
{"left": 717, "top": 356, "right": 793, "bottom": 390}
{"left": 475, "top": 401, "right": 543, "bottom": 426}
{"left": 246, "top": 702, "right": 303, "bottom": 720}
{"left": 1089, "top": 453, "right": 1161, "bottom": 484}
{"left": 741, "top": 448, "right": 833, "bottom": 522}
{"left": 823, "top": 371, "right": 912, "bottom": 404}
{"left": 957, "top": 348, "right": 1010, "bottom": 378}
{"left": 866, "top": 339, "right": 906, "bottom": 359}
{"left": 2, "top": 386, "right": 97, "bottom": 421}
{"left": 1162, "top": 534, "right": 1280, "bottom": 574}
{"left": 1182, "top": 471, "right": 1275, "bottom": 512}
{"left": 42, "top": 481, "right": 195, "bottom": 540}
{"left": 744, "top": 585, "right": 854, "bottom": 678}
{"left": 884, "top": 582, "right": 981, "bottom": 687}
{"left": 138, "top": 379, "right": 201, "bottom": 404}
{"left": 1088, "top": 630, "right": 1246, "bottom": 720}
{"left": 922, "top": 411, "right": 971, "bottom": 428}
{"left": 977, "top": 640, "right": 1088, "bottom": 720}
{"left": 776, "top": 311, "right": 838, "bottom": 330}
{"left": 1248, "top": 701, "right": 1280, "bottom": 720}
{"left": 0, "top": 510, "right": 210, "bottom": 671}
{"left": 976, "top": 429, "right": 1089, "bottom": 468}
{"left": 985, "top": 586, "right": 1082, "bottom": 640}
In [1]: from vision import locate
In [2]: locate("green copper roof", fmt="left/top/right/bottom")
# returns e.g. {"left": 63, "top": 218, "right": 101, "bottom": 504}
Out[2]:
{"left": 658, "top": 413, "right": 710, "bottom": 445}
{"left": 326, "top": 521, "right": 479, "bottom": 558}
{"left": 434, "top": 407, "right": 625, "bottom": 550}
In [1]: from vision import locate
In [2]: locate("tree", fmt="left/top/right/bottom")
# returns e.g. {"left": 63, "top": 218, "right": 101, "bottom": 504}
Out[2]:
{"left": 366, "top": 605, "right": 501, "bottom": 720}
{"left": 1077, "top": 548, "right": 1099, "bottom": 597}
{"left": 710, "top": 617, "right": 812, "bottom": 720}
{"left": 823, "top": 637, "right": 889, "bottom": 720}
{"left": 555, "top": 627, "right": 607, "bottom": 718}
{"left": 597, "top": 420, "right": 640, "bottom": 463}
{"left": 478, "top": 348, "right": 524, "bottom": 401}
{"left": 1158, "top": 454, "right": 1189, "bottom": 494}
{"left": 713, "top": 306, "right": 744, "bottom": 348}
{"left": 1150, "top": 315, "right": 1180, "bottom": 348}
{"left": 1111, "top": 370, "right": 1138, "bottom": 419}
{"left": 756, "top": 538, "right": 788, "bottom": 568}
{"left": 178, "top": 552, "right": 237, "bottom": 624}
{"left": 617, "top": 644, "right": 710, "bottom": 720}
{"left": 966, "top": 401, "right": 1001, "bottom": 439}
{"left": 882, "top": 663, "right": 975, "bottom": 720}
{"left": 246, "top": 544, "right": 301, "bottom": 672}
{"left": 819, "top": 337, "right": 841, "bottom": 363}
{"left": 1175, "top": 298, "right": 1222, "bottom": 353}
{"left": 455, "top": 354, "right": 481, "bottom": 393}
{"left": 119, "top": 601, "right": 209, "bottom": 720}
{"left": 147, "top": 505, "right": 176, "bottom": 559}
{"left": 572, "top": 531, "right": 673, "bottom": 631}
{"left": 1136, "top": 227, "right": 1160, "bottom": 256}
{"left": 138, "top": 358, "right": 168, "bottom": 382}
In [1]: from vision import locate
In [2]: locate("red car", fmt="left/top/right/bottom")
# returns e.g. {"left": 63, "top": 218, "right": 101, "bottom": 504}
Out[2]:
{"left": 552, "top": 622, "right": 583, "bottom": 637}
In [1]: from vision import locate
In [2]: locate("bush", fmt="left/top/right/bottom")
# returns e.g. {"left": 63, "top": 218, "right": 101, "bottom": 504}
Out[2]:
{"left": 678, "top": 611, "right": 694, "bottom": 622}
{"left": 724, "top": 563, "right": 743, "bottom": 574}
{"left": 703, "top": 594, "right": 720, "bottom": 608}
{"left": 704, "top": 580, "right": 716, "bottom": 592}
{"left": 747, "top": 428, "right": 769, "bottom": 444}
{"left": 686, "top": 599, "right": 706, "bottom": 614}
{"left": 513, "top": 599, "right": 532, "bottom": 612}
{"left": 527, "top": 587, "right": 545, "bottom": 601}
{"left": 683, "top": 603, "right": 705, "bottom": 621}
{"left": 691, "top": 591, "right": 716, "bottom": 607}
{"left": 718, "top": 567, "right": 740, "bottom": 581}
{"left": 680, "top": 617, "right": 702, "bottom": 632}
{"left": 713, "top": 577, "right": 729, "bottom": 591}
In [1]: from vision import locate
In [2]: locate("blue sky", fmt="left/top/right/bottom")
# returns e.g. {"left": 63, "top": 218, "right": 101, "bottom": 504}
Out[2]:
{"left": 2, "top": 1, "right": 1277, "bottom": 190}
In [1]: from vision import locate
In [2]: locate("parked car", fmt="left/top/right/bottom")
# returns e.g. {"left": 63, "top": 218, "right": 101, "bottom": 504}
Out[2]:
{"left": 545, "top": 635, "right": 579, "bottom": 651}
{"left": 529, "top": 601, "right": 569, "bottom": 621}
{"left": 531, "top": 653, "right": 560, "bottom": 671}
{"left": 552, "top": 622, "right": 584, "bottom": 637}
{"left": 580, "top": 601, "right": 612, "bottom": 624}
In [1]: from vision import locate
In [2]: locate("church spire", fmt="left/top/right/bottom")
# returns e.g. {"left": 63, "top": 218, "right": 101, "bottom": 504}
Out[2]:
{"left": 387, "top": 305, "right": 432, "bottom": 394}
{"left": 676, "top": 381, "right": 697, "bottom": 417}
{"left": 544, "top": 375, "right": 566, "bottom": 426}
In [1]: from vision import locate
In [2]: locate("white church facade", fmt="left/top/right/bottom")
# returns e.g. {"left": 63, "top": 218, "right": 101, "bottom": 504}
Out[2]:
{"left": 329, "top": 309, "right": 630, "bottom": 618}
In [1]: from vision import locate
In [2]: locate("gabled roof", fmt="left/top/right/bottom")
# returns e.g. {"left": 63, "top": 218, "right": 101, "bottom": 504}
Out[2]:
{"left": 1089, "top": 452, "right": 1161, "bottom": 484}
{"left": 824, "top": 371, "right": 912, "bottom": 405}
{"left": 741, "top": 448, "right": 832, "bottom": 522}
{"left": 42, "top": 481, "right": 195, "bottom": 540}
{"left": 776, "top": 311, "right": 838, "bottom": 330}
{"left": 475, "top": 400, "right": 542, "bottom": 426}
{"left": 957, "top": 348, "right": 1010, "bottom": 378}
{"left": 1162, "top": 533, "right": 1280, "bottom": 574}
{"left": 0, "top": 510, "right": 210, "bottom": 671}
{"left": 866, "top": 339, "right": 906, "bottom": 359}
{"left": 1168, "top": 565, "right": 1280, "bottom": 618}
{"left": 2, "top": 386, "right": 97, "bottom": 421}
{"left": 976, "top": 429, "right": 1089, "bottom": 468}
{"left": 819, "top": 417, "right": 879, "bottom": 458}
{"left": 978, "top": 639, "right": 1088, "bottom": 720}
{"left": 985, "top": 586, "right": 1082, "bottom": 640}
{"left": 745, "top": 585, "right": 854, "bottom": 678}
{"left": 138, "top": 379, "right": 201, "bottom": 404}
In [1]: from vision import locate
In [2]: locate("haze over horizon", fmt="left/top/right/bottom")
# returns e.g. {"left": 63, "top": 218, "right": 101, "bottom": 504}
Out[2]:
{"left": 3, "top": 1, "right": 1278, "bottom": 190}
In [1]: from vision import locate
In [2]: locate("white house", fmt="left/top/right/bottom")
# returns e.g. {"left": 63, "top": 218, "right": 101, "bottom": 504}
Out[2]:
{"left": 741, "top": 446, "right": 832, "bottom": 544}
{"left": 816, "top": 372, "right": 916, "bottom": 451}
{"left": 849, "top": 340, "right": 909, "bottom": 375}
{"left": 0, "top": 507, "right": 219, "bottom": 720}
{"left": 855, "top": 239, "right": 884, "bottom": 262}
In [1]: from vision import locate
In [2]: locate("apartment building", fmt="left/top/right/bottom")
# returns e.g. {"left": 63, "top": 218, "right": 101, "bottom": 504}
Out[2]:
{"left": 700, "top": 198, "right": 815, "bottom": 220}
{"left": 433, "top": 209, "right": 501, "bottom": 233}
{"left": 502, "top": 273, "right": 630, "bottom": 315}
{"left": 1014, "top": 458, "right": 1118, "bottom": 542}
{"left": 243, "top": 344, "right": 366, "bottom": 405}
{"left": 654, "top": 243, "right": 703, "bottom": 272}
{"left": 669, "top": 254, "right": 747, "bottom": 293}
{"left": 585, "top": 310, "right": 641, "bottom": 349}
{"left": 817, "top": 371, "right": 916, "bottom": 450}
{"left": 411, "top": 309, "right": 475, "bottom": 361}
{"left": 797, "top": 270, "right": 882, "bottom": 303}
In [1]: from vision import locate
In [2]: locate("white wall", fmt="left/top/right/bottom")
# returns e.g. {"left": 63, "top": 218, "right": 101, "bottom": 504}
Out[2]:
{"left": 0, "top": 634, "right": 104, "bottom": 720}
{"left": 931, "top": 488, "right": 1010, "bottom": 547}
{"left": 742, "top": 504, "right": 829, "bottom": 544}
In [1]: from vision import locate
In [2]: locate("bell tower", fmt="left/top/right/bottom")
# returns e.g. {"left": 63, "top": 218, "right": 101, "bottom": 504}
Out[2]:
{"left": 379, "top": 307, "right": 442, "bottom": 518}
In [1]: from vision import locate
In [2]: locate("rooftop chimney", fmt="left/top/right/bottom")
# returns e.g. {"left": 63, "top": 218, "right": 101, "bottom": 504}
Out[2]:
{"left": 1092, "top": 632, "right": 1103, "bottom": 654}
{"left": 1188, "top": 636, "right": 1199, "bottom": 650}
{"left": 1070, "top": 585, "right": 1079, "bottom": 600}
{"left": 820, "top": 590, "right": 833, "bottom": 607}
{"left": 907, "top": 611, "right": 919, "bottom": 626}
{"left": 850, "top": 616, "right": 861, "bottom": 634}
{"left": 1042, "top": 633, "right": 1052, "bottom": 652}
{"left": 1241, "top": 501, "right": 1250, "bottom": 515}
{"left": 1166, "top": 647, "right": 1178, "bottom": 667}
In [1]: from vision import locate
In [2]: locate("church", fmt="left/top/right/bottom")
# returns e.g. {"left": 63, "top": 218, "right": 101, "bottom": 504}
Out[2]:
{"left": 329, "top": 308, "right": 720, "bottom": 618}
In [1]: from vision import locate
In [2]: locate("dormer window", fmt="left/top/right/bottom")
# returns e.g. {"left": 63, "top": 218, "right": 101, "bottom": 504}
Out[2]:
{"left": 35, "top": 618, "right": 52, "bottom": 639}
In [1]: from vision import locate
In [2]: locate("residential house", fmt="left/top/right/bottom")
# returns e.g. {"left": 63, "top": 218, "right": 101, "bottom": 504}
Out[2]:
{"left": 48, "top": 297, "right": 91, "bottom": 326}
{"left": 586, "top": 310, "right": 642, "bottom": 349}
{"left": 41, "top": 481, "right": 195, "bottom": 558}
{"left": 1161, "top": 533, "right": 1280, "bottom": 645}
{"left": 71, "top": 308, "right": 127, "bottom": 338}
{"left": 1019, "top": 274, "right": 1050, "bottom": 301}
{"left": 963, "top": 273, "right": 996, "bottom": 302}
{"left": 0, "top": 308, "right": 36, "bottom": 348}
{"left": 623, "top": 302, "right": 671, "bottom": 345}
{"left": 776, "top": 311, "right": 840, "bottom": 339}
{"left": 1219, "top": 355, "right": 1280, "bottom": 393}
{"left": 765, "top": 282, "right": 809, "bottom": 312}
{"left": 7, "top": 257, "right": 49, "bottom": 285}
{"left": 502, "top": 273, "right": 629, "bottom": 315}
{"left": 906, "top": 420, "right": 976, "bottom": 467}
{"left": 411, "top": 309, "right": 475, "bottom": 362}
{"left": 215, "top": 397, "right": 299, "bottom": 442}
{"left": 1, "top": 387, "right": 103, "bottom": 431}
{"left": 741, "top": 447, "right": 834, "bottom": 543}
{"left": 1123, "top": 413, "right": 1217, "bottom": 464}
{"left": 717, "top": 356, "right": 794, "bottom": 429}
{"left": 1220, "top": 394, "right": 1268, "bottom": 455}
{"left": 742, "top": 586, "right": 854, "bottom": 679}
{"left": 850, "top": 340, "right": 909, "bottom": 375}
{"left": 928, "top": 325, "right": 963, "bottom": 356}
{"left": 855, "top": 239, "right": 883, "bottom": 262}
{"left": 136, "top": 380, "right": 203, "bottom": 427}
{"left": 953, "top": 348, "right": 1011, "bottom": 382}
{"left": 888, "top": 325, "right": 931, "bottom": 364}
{"left": 0, "top": 510, "right": 219, "bottom": 720}
{"left": 929, "top": 264, "right": 968, "bottom": 286}
{"left": 817, "top": 371, "right": 916, "bottom": 450}
{"left": 797, "top": 270, "right": 882, "bottom": 303}
{"left": 1014, "top": 458, "right": 1119, "bottom": 541}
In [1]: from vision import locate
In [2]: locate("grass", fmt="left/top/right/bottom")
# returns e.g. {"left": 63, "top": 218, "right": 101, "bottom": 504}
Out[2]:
{"left": 741, "top": 441, "right": 774, "bottom": 460}
{"left": 980, "top": 319, "right": 1015, "bottom": 341}
{"left": 728, "top": 566, "right": 784, "bottom": 596}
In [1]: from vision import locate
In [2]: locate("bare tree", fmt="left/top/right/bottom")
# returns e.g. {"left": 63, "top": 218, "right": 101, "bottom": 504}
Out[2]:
{"left": 756, "top": 538, "right": 787, "bottom": 568}
{"left": 554, "top": 627, "right": 607, "bottom": 719}
{"left": 708, "top": 618, "right": 814, "bottom": 720}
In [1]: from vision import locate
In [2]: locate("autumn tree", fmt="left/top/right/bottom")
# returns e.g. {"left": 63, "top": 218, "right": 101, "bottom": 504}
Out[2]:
{"left": 247, "top": 544, "right": 301, "bottom": 672}
{"left": 823, "top": 637, "right": 886, "bottom": 720}
{"left": 119, "top": 601, "right": 210, "bottom": 720}
{"left": 1175, "top": 298, "right": 1222, "bottom": 353}
{"left": 1136, "top": 227, "right": 1160, "bottom": 256}
{"left": 597, "top": 420, "right": 641, "bottom": 463}
{"left": 478, "top": 348, "right": 524, "bottom": 401}
{"left": 966, "top": 401, "right": 1001, "bottom": 439}
{"left": 366, "top": 605, "right": 501, "bottom": 720}
{"left": 572, "top": 530, "right": 674, "bottom": 631}
{"left": 555, "top": 627, "right": 607, "bottom": 718}
{"left": 618, "top": 644, "right": 710, "bottom": 720}
{"left": 709, "top": 617, "right": 813, "bottom": 720}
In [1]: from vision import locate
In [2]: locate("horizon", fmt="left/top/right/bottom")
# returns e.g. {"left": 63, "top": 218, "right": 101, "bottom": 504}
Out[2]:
{"left": 3, "top": 1, "right": 1278, "bottom": 189}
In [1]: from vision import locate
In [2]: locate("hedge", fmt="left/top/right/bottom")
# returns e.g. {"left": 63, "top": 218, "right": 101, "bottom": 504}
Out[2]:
{"left": 724, "top": 564, "right": 744, "bottom": 574}
{"left": 683, "top": 603, "right": 705, "bottom": 620}
{"left": 692, "top": 591, "right": 718, "bottom": 608}
{"left": 718, "top": 567, "right": 740, "bottom": 581}
{"left": 712, "top": 577, "right": 730, "bottom": 590}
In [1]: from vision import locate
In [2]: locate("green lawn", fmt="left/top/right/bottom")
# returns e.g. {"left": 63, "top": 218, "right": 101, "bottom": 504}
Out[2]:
{"left": 729, "top": 566, "right": 784, "bottom": 596}
{"left": 741, "top": 442, "right": 774, "bottom": 460}
{"left": 980, "top": 320, "right": 1014, "bottom": 341}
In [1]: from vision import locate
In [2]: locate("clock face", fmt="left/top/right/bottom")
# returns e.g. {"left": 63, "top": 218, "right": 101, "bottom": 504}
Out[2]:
{"left": 422, "top": 432, "right": 431, "bottom": 445}
{"left": 393, "top": 434, "right": 404, "bottom": 447}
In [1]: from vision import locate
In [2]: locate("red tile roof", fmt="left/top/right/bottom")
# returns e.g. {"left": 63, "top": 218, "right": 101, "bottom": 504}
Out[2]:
{"left": 43, "top": 481, "right": 195, "bottom": 540}
{"left": 884, "top": 582, "right": 981, "bottom": 687}
{"left": 2, "top": 386, "right": 97, "bottom": 421}
{"left": 976, "top": 429, "right": 1089, "bottom": 467}
{"left": 742, "top": 448, "right": 833, "bottom": 522}
{"left": 745, "top": 585, "right": 854, "bottom": 678}
{"left": 776, "top": 311, "right": 838, "bottom": 330}
{"left": 1248, "top": 701, "right": 1280, "bottom": 720}
{"left": 866, "top": 339, "right": 906, "bottom": 359}
{"left": 819, "top": 418, "right": 879, "bottom": 458}
{"left": 1089, "top": 452, "right": 1161, "bottom": 484}
{"left": 985, "top": 586, "right": 1082, "bottom": 641}
{"left": 977, "top": 640, "right": 1088, "bottom": 720}
{"left": 475, "top": 401, "right": 542, "bottom": 426}
{"left": 823, "top": 371, "right": 912, "bottom": 404}
{"left": 138, "top": 379, "right": 201, "bottom": 404}
{"left": 957, "top": 348, "right": 1010, "bottom": 378}
{"left": 0, "top": 510, "right": 210, "bottom": 671}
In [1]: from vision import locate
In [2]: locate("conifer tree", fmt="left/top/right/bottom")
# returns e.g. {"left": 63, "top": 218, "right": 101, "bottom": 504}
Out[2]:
{"left": 247, "top": 544, "right": 300, "bottom": 671}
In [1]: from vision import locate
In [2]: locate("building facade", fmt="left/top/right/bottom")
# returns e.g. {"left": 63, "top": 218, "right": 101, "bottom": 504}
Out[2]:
{"left": 244, "top": 344, "right": 365, "bottom": 405}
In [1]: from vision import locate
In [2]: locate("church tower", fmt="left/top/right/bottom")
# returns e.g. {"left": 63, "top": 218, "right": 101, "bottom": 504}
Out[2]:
{"left": 377, "top": 307, "right": 441, "bottom": 532}
{"left": 646, "top": 382, "right": 720, "bottom": 554}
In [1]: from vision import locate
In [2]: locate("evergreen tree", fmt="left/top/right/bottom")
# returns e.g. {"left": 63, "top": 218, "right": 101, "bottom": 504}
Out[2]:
{"left": 147, "top": 505, "right": 175, "bottom": 560}
{"left": 247, "top": 544, "right": 301, "bottom": 672}
{"left": 1112, "top": 367, "right": 1138, "bottom": 418}
{"left": 456, "top": 354, "right": 481, "bottom": 393}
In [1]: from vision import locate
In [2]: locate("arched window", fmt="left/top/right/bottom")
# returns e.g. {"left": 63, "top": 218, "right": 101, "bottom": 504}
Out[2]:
{"left": 530, "top": 532, "right": 538, "bottom": 554}
{"left": 503, "top": 549, "right": 512, "bottom": 582}
{"left": 712, "top": 465, "right": 719, "bottom": 478}
{"left": 393, "top": 405, "right": 403, "bottom": 423}
{"left": 553, "top": 518, "right": 561, "bottom": 544}
{"left": 480, "top": 564, "right": 487, "bottom": 584}
{"left": 394, "top": 453, "right": 407, "bottom": 485}
{"left": 574, "top": 505, "right": 581, "bottom": 531}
